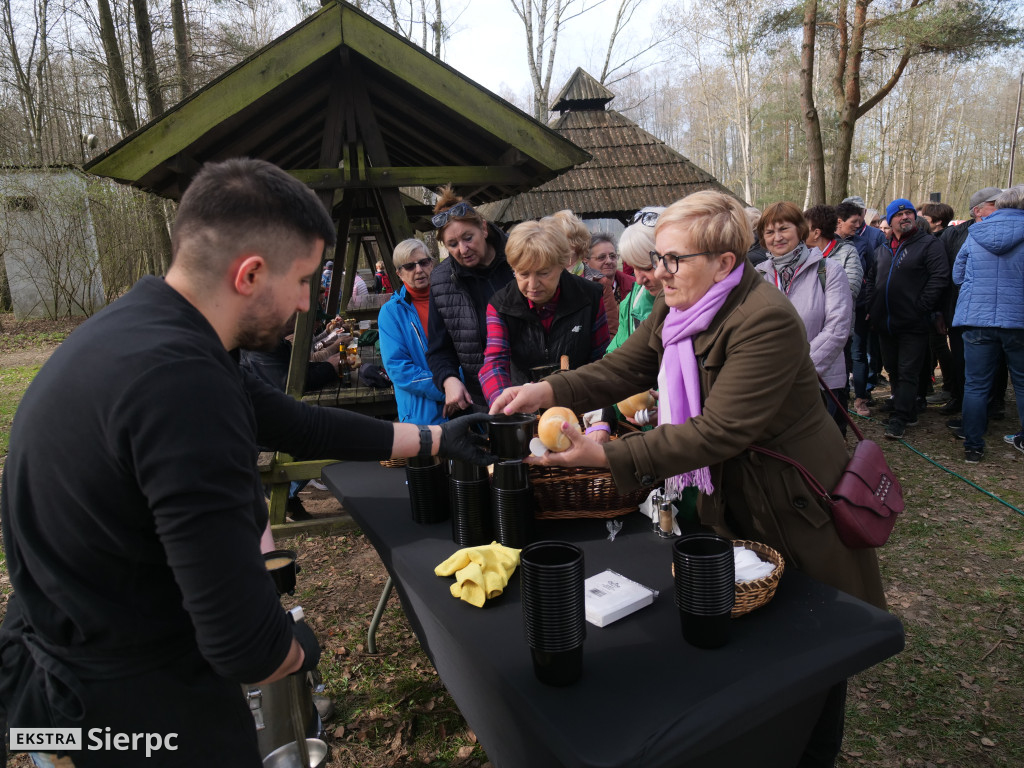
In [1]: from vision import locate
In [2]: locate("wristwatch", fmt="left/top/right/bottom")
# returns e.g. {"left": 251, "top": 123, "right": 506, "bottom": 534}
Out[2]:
{"left": 418, "top": 425, "right": 433, "bottom": 458}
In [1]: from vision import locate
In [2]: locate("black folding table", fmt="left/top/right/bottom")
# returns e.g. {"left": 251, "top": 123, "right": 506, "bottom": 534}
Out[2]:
{"left": 323, "top": 461, "right": 904, "bottom": 768}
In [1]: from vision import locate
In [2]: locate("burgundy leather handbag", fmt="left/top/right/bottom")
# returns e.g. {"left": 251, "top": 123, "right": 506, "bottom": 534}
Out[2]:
{"left": 750, "top": 381, "right": 904, "bottom": 549}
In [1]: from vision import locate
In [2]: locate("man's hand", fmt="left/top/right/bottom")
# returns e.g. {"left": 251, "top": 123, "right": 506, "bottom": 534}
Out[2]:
{"left": 439, "top": 412, "right": 498, "bottom": 465}
{"left": 488, "top": 382, "right": 555, "bottom": 416}
{"left": 527, "top": 419, "right": 609, "bottom": 469}
{"left": 443, "top": 377, "right": 473, "bottom": 417}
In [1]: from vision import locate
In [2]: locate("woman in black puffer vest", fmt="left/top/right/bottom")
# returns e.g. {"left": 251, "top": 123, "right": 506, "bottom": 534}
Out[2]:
{"left": 479, "top": 218, "right": 609, "bottom": 407}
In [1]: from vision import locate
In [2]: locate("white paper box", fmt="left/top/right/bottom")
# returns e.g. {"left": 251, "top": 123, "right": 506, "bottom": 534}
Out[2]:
{"left": 585, "top": 569, "right": 657, "bottom": 627}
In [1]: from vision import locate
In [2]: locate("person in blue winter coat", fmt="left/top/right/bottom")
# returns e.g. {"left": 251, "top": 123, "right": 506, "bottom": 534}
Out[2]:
{"left": 952, "top": 184, "right": 1024, "bottom": 463}
{"left": 379, "top": 239, "right": 446, "bottom": 425}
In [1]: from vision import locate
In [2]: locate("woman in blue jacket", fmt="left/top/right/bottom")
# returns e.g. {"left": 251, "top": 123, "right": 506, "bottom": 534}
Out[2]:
{"left": 378, "top": 239, "right": 446, "bottom": 424}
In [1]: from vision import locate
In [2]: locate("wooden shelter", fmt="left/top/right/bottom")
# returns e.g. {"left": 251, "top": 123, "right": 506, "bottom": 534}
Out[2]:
{"left": 83, "top": 0, "right": 589, "bottom": 531}
{"left": 479, "top": 68, "right": 736, "bottom": 225}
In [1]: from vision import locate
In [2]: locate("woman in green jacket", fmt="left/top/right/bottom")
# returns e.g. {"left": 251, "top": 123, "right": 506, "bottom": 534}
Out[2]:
{"left": 606, "top": 207, "right": 665, "bottom": 355}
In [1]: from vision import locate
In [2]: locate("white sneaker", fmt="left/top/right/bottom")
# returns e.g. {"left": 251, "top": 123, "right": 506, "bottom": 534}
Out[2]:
{"left": 307, "top": 478, "right": 328, "bottom": 491}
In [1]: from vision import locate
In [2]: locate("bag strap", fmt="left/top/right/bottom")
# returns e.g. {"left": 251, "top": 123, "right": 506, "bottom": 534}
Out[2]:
{"left": 816, "top": 260, "right": 826, "bottom": 292}
{"left": 747, "top": 373, "right": 864, "bottom": 499}
{"left": 747, "top": 443, "right": 832, "bottom": 500}
{"left": 816, "top": 373, "right": 865, "bottom": 442}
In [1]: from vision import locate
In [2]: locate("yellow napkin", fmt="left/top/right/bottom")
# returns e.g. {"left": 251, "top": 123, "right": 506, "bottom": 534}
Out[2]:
{"left": 434, "top": 542, "right": 521, "bottom": 607}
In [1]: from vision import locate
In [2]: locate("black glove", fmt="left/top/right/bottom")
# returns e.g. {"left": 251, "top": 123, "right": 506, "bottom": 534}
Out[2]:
{"left": 293, "top": 620, "right": 322, "bottom": 673}
{"left": 439, "top": 412, "right": 498, "bottom": 465}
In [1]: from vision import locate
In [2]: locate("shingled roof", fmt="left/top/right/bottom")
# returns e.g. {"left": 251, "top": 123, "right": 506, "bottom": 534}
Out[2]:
{"left": 479, "top": 68, "right": 737, "bottom": 225}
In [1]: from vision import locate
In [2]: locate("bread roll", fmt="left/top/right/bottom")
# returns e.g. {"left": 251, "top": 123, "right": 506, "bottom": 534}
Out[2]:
{"left": 537, "top": 407, "right": 581, "bottom": 452}
{"left": 617, "top": 391, "right": 655, "bottom": 419}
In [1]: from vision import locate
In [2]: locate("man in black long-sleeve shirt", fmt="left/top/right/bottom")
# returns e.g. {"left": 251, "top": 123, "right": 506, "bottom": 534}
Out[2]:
{"left": 0, "top": 159, "right": 491, "bottom": 767}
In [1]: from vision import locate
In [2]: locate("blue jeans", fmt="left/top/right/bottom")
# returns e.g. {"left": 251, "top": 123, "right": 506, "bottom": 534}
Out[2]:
{"left": 961, "top": 327, "right": 1024, "bottom": 452}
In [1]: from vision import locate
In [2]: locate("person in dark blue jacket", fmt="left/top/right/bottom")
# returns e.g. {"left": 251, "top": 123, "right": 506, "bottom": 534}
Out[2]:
{"left": 379, "top": 239, "right": 446, "bottom": 425}
{"left": 866, "top": 199, "right": 948, "bottom": 439}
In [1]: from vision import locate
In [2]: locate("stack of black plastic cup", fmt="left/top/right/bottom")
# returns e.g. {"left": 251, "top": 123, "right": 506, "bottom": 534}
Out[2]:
{"left": 672, "top": 533, "right": 735, "bottom": 649}
{"left": 520, "top": 541, "right": 586, "bottom": 686}
{"left": 487, "top": 414, "right": 537, "bottom": 548}
{"left": 491, "top": 462, "right": 534, "bottom": 547}
{"left": 449, "top": 459, "right": 492, "bottom": 546}
{"left": 406, "top": 455, "right": 449, "bottom": 524}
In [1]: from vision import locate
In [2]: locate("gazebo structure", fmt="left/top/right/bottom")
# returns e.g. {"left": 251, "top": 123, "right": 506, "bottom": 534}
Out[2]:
{"left": 478, "top": 68, "right": 736, "bottom": 226}
{"left": 83, "top": 0, "right": 589, "bottom": 531}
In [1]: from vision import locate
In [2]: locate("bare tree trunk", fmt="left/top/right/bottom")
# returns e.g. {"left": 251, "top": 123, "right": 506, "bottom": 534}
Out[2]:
{"left": 96, "top": 0, "right": 138, "bottom": 133}
{"left": 433, "top": 0, "right": 442, "bottom": 56}
{"left": 131, "top": 0, "right": 164, "bottom": 118}
{"left": 800, "top": 0, "right": 826, "bottom": 205}
{"left": 2, "top": 0, "right": 47, "bottom": 163}
{"left": 510, "top": 0, "right": 575, "bottom": 122}
{"left": 171, "top": 0, "right": 192, "bottom": 98}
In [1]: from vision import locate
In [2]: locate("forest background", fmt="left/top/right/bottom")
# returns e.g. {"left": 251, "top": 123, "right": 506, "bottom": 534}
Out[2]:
{"left": 2, "top": 0, "right": 1024, "bottom": 308}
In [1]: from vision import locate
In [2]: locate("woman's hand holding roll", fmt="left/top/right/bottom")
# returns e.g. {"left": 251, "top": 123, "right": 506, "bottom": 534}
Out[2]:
{"left": 526, "top": 418, "right": 609, "bottom": 469}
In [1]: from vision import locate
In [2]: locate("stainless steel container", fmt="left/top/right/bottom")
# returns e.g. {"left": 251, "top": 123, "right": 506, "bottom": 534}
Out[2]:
{"left": 243, "top": 673, "right": 321, "bottom": 758}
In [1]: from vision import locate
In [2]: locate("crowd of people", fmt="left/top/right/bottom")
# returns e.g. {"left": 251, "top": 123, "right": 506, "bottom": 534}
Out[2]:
{"left": 383, "top": 182, "right": 1022, "bottom": 468}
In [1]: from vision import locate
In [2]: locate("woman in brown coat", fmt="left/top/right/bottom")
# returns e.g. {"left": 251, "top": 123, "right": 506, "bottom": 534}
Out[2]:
{"left": 491, "top": 190, "right": 888, "bottom": 767}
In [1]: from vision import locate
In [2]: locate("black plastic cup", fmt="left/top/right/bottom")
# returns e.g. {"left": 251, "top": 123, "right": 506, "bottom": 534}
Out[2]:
{"left": 492, "top": 461, "right": 528, "bottom": 490}
{"left": 679, "top": 610, "right": 732, "bottom": 649}
{"left": 449, "top": 477, "right": 492, "bottom": 546}
{"left": 450, "top": 459, "right": 487, "bottom": 482}
{"left": 406, "top": 457, "right": 450, "bottom": 524}
{"left": 264, "top": 549, "right": 298, "bottom": 596}
{"left": 520, "top": 541, "right": 585, "bottom": 684}
{"left": 492, "top": 485, "right": 534, "bottom": 548}
{"left": 487, "top": 414, "right": 538, "bottom": 461}
{"left": 672, "top": 534, "right": 734, "bottom": 649}
{"left": 531, "top": 646, "right": 583, "bottom": 687}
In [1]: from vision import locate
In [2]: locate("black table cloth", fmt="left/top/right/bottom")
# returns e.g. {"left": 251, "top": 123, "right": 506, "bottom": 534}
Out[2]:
{"left": 323, "top": 461, "right": 904, "bottom": 768}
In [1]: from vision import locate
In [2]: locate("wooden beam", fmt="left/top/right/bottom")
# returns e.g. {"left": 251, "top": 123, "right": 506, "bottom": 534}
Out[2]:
{"left": 346, "top": 56, "right": 414, "bottom": 258}
{"left": 85, "top": 4, "right": 343, "bottom": 182}
{"left": 289, "top": 165, "right": 529, "bottom": 189}
{"left": 339, "top": 6, "right": 588, "bottom": 173}
{"left": 272, "top": 515, "right": 357, "bottom": 538}
{"left": 285, "top": 54, "right": 347, "bottom": 400}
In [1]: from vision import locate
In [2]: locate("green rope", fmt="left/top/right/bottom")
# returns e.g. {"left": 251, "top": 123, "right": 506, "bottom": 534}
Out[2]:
{"left": 851, "top": 410, "right": 1024, "bottom": 517}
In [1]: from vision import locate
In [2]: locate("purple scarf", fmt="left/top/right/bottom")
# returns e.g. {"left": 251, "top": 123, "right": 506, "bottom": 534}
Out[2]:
{"left": 658, "top": 262, "right": 745, "bottom": 498}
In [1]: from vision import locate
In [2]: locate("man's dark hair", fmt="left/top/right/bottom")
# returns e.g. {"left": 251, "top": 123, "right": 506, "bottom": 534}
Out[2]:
{"left": 172, "top": 158, "right": 336, "bottom": 275}
{"left": 835, "top": 202, "right": 863, "bottom": 222}
{"left": 920, "top": 202, "right": 954, "bottom": 228}
{"left": 803, "top": 204, "right": 838, "bottom": 239}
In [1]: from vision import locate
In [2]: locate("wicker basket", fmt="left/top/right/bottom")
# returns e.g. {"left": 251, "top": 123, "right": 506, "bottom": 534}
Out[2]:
{"left": 731, "top": 539, "right": 785, "bottom": 617}
{"left": 379, "top": 457, "right": 407, "bottom": 468}
{"left": 528, "top": 466, "right": 647, "bottom": 519}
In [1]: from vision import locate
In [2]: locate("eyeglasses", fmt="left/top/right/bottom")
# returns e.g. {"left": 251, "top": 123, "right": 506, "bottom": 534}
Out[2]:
{"left": 431, "top": 201, "right": 475, "bottom": 229}
{"left": 589, "top": 252, "right": 618, "bottom": 262}
{"left": 399, "top": 257, "right": 433, "bottom": 272}
{"left": 631, "top": 210, "right": 659, "bottom": 227}
{"left": 648, "top": 250, "right": 713, "bottom": 274}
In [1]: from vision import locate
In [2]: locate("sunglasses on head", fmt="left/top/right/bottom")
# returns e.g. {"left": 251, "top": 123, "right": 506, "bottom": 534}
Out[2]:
{"left": 399, "top": 257, "right": 433, "bottom": 272}
{"left": 431, "top": 201, "right": 475, "bottom": 229}
{"left": 631, "top": 210, "right": 659, "bottom": 227}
